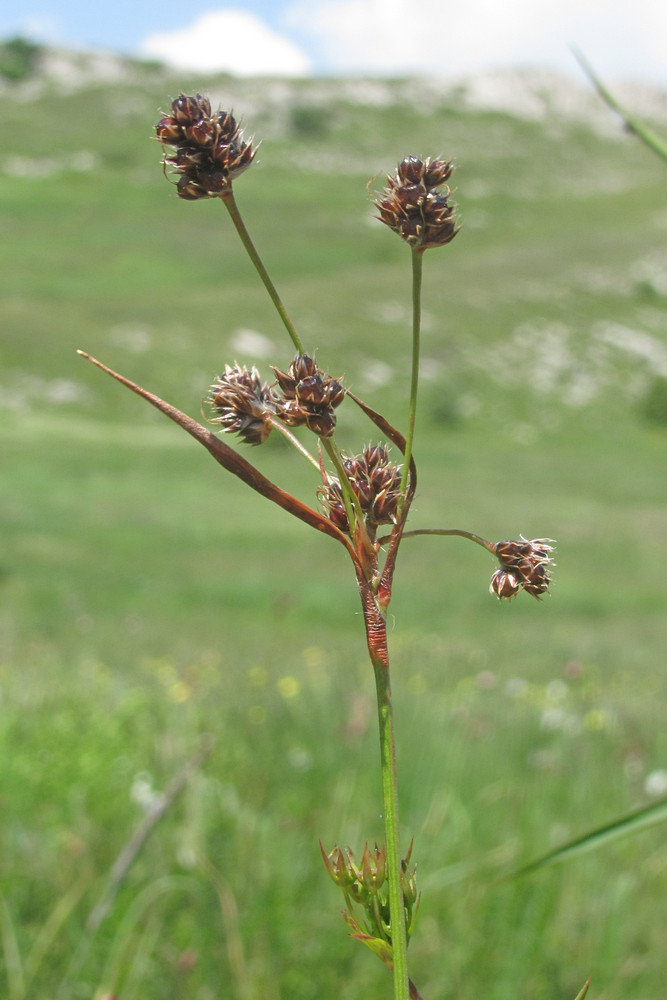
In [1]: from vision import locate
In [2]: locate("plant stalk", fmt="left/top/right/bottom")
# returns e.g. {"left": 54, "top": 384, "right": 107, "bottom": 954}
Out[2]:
{"left": 221, "top": 190, "right": 305, "bottom": 354}
{"left": 360, "top": 581, "right": 410, "bottom": 1000}
{"left": 399, "top": 248, "right": 423, "bottom": 499}
{"left": 400, "top": 527, "right": 494, "bottom": 553}
{"left": 373, "top": 652, "right": 410, "bottom": 1000}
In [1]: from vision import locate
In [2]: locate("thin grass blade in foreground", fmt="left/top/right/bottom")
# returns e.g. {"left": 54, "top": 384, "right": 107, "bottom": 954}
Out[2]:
{"left": 0, "top": 892, "right": 24, "bottom": 1000}
{"left": 573, "top": 979, "right": 591, "bottom": 1000}
{"left": 510, "top": 796, "right": 667, "bottom": 879}
{"left": 573, "top": 47, "right": 667, "bottom": 163}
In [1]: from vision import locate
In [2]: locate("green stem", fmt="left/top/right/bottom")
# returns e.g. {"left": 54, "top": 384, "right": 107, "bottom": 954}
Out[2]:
{"left": 321, "top": 436, "right": 364, "bottom": 537}
{"left": 268, "top": 418, "right": 320, "bottom": 470}
{"left": 399, "top": 249, "right": 423, "bottom": 499}
{"left": 370, "top": 639, "right": 410, "bottom": 1000}
{"left": 221, "top": 190, "right": 305, "bottom": 354}
{"left": 400, "top": 527, "right": 494, "bottom": 553}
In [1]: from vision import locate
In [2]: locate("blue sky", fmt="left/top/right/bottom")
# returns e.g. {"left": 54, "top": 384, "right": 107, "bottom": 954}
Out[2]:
{"left": 2, "top": 0, "right": 667, "bottom": 84}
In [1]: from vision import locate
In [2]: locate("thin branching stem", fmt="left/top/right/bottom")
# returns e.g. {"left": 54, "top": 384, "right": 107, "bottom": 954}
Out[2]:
{"left": 221, "top": 190, "right": 305, "bottom": 354}
{"left": 399, "top": 527, "right": 495, "bottom": 553}
{"left": 268, "top": 418, "right": 321, "bottom": 470}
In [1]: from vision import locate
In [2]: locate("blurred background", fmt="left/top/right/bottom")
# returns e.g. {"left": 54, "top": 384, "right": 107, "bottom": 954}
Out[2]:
{"left": 1, "top": 3, "right": 666, "bottom": 999}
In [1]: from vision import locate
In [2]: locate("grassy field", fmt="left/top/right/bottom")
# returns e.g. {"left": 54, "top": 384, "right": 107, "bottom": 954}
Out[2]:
{"left": 1, "top": 57, "right": 667, "bottom": 999}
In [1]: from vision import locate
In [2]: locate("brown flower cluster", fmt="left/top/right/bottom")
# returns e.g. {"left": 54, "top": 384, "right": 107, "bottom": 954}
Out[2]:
{"left": 374, "top": 156, "right": 459, "bottom": 251}
{"left": 156, "top": 93, "right": 256, "bottom": 200}
{"left": 490, "top": 537, "right": 555, "bottom": 600}
{"left": 319, "top": 444, "right": 403, "bottom": 534}
{"left": 208, "top": 354, "right": 345, "bottom": 445}
{"left": 272, "top": 354, "right": 344, "bottom": 437}
{"left": 209, "top": 364, "right": 275, "bottom": 445}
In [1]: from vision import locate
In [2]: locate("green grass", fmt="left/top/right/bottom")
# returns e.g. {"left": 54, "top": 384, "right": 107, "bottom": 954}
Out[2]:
{"left": 1, "top": 61, "right": 666, "bottom": 999}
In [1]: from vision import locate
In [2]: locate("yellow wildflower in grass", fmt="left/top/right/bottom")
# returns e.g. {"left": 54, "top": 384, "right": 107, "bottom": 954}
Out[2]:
{"left": 277, "top": 676, "right": 300, "bottom": 700}
{"left": 168, "top": 681, "right": 192, "bottom": 703}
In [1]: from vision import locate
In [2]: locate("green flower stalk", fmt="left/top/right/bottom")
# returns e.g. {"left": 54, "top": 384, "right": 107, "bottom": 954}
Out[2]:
{"left": 373, "top": 156, "right": 460, "bottom": 497}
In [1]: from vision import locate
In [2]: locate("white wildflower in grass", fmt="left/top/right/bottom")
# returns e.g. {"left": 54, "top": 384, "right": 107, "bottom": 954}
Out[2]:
{"left": 644, "top": 769, "right": 667, "bottom": 798}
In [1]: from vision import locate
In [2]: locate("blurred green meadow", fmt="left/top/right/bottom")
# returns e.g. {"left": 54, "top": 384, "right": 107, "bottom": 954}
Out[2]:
{"left": 1, "top": 54, "right": 667, "bottom": 999}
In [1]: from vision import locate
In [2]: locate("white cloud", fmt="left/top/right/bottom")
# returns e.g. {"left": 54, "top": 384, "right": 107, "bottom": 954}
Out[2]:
{"left": 139, "top": 9, "right": 312, "bottom": 76}
{"left": 283, "top": 0, "right": 667, "bottom": 84}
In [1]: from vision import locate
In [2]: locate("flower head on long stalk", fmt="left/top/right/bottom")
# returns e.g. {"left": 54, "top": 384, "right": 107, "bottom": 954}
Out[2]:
{"left": 374, "top": 156, "right": 460, "bottom": 252}
{"left": 373, "top": 157, "right": 459, "bottom": 510}
{"left": 157, "top": 93, "right": 256, "bottom": 199}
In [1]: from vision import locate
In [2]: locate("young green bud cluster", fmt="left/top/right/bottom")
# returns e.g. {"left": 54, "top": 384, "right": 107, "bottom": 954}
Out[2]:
{"left": 272, "top": 354, "right": 344, "bottom": 437}
{"left": 156, "top": 93, "right": 256, "bottom": 199}
{"left": 490, "top": 537, "right": 555, "bottom": 600}
{"left": 375, "top": 156, "right": 459, "bottom": 251}
{"left": 319, "top": 444, "right": 403, "bottom": 534}
{"left": 321, "top": 841, "right": 419, "bottom": 944}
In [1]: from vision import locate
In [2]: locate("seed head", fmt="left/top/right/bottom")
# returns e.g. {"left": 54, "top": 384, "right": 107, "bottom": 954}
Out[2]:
{"left": 272, "top": 354, "right": 344, "bottom": 437}
{"left": 157, "top": 94, "right": 256, "bottom": 199}
{"left": 490, "top": 537, "right": 555, "bottom": 600}
{"left": 319, "top": 443, "right": 403, "bottom": 533}
{"left": 208, "top": 364, "right": 275, "bottom": 445}
{"left": 374, "top": 156, "right": 459, "bottom": 251}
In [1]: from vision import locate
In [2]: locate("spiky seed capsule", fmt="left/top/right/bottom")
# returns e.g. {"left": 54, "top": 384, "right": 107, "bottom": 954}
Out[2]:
{"left": 490, "top": 537, "right": 555, "bottom": 600}
{"left": 272, "top": 354, "right": 344, "bottom": 438}
{"left": 375, "top": 155, "right": 459, "bottom": 251}
{"left": 208, "top": 364, "right": 275, "bottom": 445}
{"left": 318, "top": 444, "right": 403, "bottom": 532}
{"left": 157, "top": 93, "right": 256, "bottom": 199}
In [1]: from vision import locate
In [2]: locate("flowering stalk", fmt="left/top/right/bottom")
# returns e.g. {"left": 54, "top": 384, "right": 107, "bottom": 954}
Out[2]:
{"left": 373, "top": 157, "right": 457, "bottom": 501}
{"left": 156, "top": 92, "right": 303, "bottom": 354}
{"left": 81, "top": 96, "right": 559, "bottom": 1000}
{"left": 372, "top": 632, "right": 410, "bottom": 1000}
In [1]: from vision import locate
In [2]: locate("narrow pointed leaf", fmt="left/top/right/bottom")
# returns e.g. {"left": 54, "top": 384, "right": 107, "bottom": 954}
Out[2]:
{"left": 511, "top": 796, "right": 667, "bottom": 879}
{"left": 78, "top": 352, "right": 357, "bottom": 561}
{"left": 573, "top": 47, "right": 667, "bottom": 162}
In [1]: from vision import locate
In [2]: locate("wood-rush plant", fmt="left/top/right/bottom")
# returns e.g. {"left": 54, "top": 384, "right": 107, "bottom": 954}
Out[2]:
{"left": 79, "top": 93, "right": 563, "bottom": 1000}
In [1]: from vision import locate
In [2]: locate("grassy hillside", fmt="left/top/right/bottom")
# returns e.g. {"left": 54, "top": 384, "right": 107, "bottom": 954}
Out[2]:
{"left": 1, "top": 53, "right": 666, "bottom": 1000}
